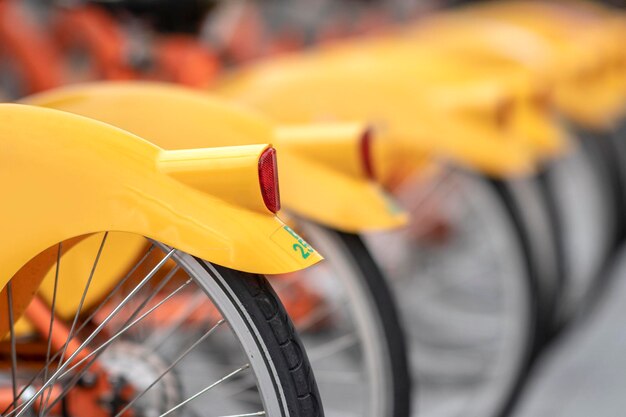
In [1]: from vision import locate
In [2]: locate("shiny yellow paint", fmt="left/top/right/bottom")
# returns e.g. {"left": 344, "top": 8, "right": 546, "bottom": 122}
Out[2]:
{"left": 0, "top": 103, "right": 323, "bottom": 335}
{"left": 366, "top": 22, "right": 566, "bottom": 160}
{"left": 452, "top": 1, "right": 626, "bottom": 130}
{"left": 23, "top": 232, "right": 147, "bottom": 320}
{"left": 344, "top": 37, "right": 567, "bottom": 160}
{"left": 216, "top": 43, "right": 537, "bottom": 183}
{"left": 26, "top": 82, "right": 407, "bottom": 232}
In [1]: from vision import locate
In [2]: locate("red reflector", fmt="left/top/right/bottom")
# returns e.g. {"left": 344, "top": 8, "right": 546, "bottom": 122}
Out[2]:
{"left": 360, "top": 127, "right": 375, "bottom": 180}
{"left": 258, "top": 147, "right": 281, "bottom": 213}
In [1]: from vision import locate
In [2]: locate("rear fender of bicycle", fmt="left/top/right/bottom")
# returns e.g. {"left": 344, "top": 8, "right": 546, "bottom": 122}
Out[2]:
{"left": 0, "top": 104, "right": 322, "bottom": 335}
{"left": 215, "top": 51, "right": 537, "bottom": 183}
{"left": 384, "top": 24, "right": 569, "bottom": 160}
{"left": 25, "top": 81, "right": 408, "bottom": 233}
{"left": 456, "top": 1, "right": 626, "bottom": 130}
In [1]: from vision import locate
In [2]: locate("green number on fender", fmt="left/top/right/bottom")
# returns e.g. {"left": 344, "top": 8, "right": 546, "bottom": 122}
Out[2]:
{"left": 293, "top": 243, "right": 311, "bottom": 259}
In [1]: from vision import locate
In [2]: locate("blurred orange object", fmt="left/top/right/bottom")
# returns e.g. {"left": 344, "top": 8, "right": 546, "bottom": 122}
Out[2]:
{"left": 0, "top": 0, "right": 62, "bottom": 97}
{"left": 53, "top": 4, "right": 223, "bottom": 88}
{"left": 54, "top": 5, "right": 135, "bottom": 81}
{"left": 154, "top": 35, "right": 221, "bottom": 87}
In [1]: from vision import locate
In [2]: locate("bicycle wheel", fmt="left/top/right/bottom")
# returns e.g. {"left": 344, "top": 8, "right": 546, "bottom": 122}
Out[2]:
{"left": 543, "top": 132, "right": 616, "bottom": 323}
{"left": 492, "top": 174, "right": 562, "bottom": 342}
{"left": 0, "top": 232, "right": 322, "bottom": 417}
{"left": 364, "top": 168, "right": 536, "bottom": 417}
{"left": 572, "top": 126, "right": 625, "bottom": 244}
{"left": 217, "top": 221, "right": 411, "bottom": 417}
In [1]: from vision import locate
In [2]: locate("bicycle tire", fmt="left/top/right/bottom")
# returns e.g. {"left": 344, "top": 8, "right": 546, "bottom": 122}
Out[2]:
{"left": 202, "top": 261, "right": 324, "bottom": 417}
{"left": 292, "top": 222, "right": 411, "bottom": 417}
{"left": 332, "top": 230, "right": 411, "bottom": 417}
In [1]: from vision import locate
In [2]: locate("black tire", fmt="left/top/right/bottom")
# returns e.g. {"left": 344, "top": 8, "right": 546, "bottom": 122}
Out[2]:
{"left": 334, "top": 230, "right": 412, "bottom": 417}
{"left": 541, "top": 132, "right": 617, "bottom": 328}
{"left": 292, "top": 223, "right": 411, "bottom": 417}
{"left": 365, "top": 169, "right": 536, "bottom": 417}
{"left": 573, "top": 126, "right": 625, "bottom": 245}
{"left": 489, "top": 177, "right": 558, "bottom": 349}
{"left": 206, "top": 262, "right": 325, "bottom": 417}
{"left": 448, "top": 175, "right": 538, "bottom": 417}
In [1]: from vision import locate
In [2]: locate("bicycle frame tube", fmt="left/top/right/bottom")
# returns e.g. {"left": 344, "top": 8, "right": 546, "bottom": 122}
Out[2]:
{"left": 25, "top": 82, "right": 408, "bottom": 232}
{"left": 54, "top": 5, "right": 135, "bottom": 80}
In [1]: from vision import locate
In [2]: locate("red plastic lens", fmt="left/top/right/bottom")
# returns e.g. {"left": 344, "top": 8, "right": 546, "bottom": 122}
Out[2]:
{"left": 258, "top": 147, "right": 281, "bottom": 213}
{"left": 360, "top": 127, "right": 375, "bottom": 180}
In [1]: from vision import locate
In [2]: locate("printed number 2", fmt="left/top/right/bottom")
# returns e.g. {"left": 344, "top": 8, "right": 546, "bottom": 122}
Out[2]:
{"left": 293, "top": 244, "right": 311, "bottom": 259}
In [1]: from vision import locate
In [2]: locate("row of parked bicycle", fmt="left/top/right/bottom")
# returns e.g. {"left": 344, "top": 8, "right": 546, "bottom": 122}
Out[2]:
{"left": 1, "top": 0, "right": 625, "bottom": 416}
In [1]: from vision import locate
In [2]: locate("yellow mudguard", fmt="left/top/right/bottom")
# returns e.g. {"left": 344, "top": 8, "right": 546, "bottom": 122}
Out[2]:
{"left": 216, "top": 44, "right": 536, "bottom": 182}
{"left": 25, "top": 82, "right": 406, "bottom": 232}
{"left": 346, "top": 37, "right": 567, "bottom": 161}
{"left": 0, "top": 104, "right": 322, "bottom": 333}
{"left": 365, "top": 20, "right": 567, "bottom": 160}
{"left": 455, "top": 1, "right": 626, "bottom": 129}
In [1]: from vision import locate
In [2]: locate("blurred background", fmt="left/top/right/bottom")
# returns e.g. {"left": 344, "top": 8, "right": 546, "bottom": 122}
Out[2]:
{"left": 1, "top": 0, "right": 625, "bottom": 416}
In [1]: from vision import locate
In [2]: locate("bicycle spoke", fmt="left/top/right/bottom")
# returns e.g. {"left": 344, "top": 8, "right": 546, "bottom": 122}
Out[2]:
{"left": 113, "top": 319, "right": 226, "bottom": 417}
{"left": 296, "top": 300, "right": 342, "bottom": 333}
{"left": 158, "top": 364, "right": 251, "bottom": 417}
{"left": 145, "top": 291, "right": 208, "bottom": 351}
{"left": 38, "top": 233, "right": 109, "bottom": 415}
{"left": 307, "top": 333, "right": 358, "bottom": 362}
{"left": 6, "top": 282, "right": 18, "bottom": 405}
{"left": 12, "top": 248, "right": 176, "bottom": 417}
{"left": 55, "top": 274, "right": 192, "bottom": 382}
{"left": 37, "top": 243, "right": 62, "bottom": 417}
{"left": 1, "top": 244, "right": 157, "bottom": 415}
{"left": 105, "top": 265, "right": 182, "bottom": 339}
{"left": 41, "top": 273, "right": 195, "bottom": 415}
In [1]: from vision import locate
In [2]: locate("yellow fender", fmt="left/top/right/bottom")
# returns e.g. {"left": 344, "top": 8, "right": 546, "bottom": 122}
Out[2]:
{"left": 369, "top": 20, "right": 568, "bottom": 160}
{"left": 455, "top": 1, "right": 626, "bottom": 129}
{"left": 348, "top": 37, "right": 567, "bottom": 161}
{"left": 25, "top": 82, "right": 407, "bottom": 232}
{"left": 0, "top": 104, "right": 322, "bottom": 334}
{"left": 215, "top": 44, "right": 536, "bottom": 183}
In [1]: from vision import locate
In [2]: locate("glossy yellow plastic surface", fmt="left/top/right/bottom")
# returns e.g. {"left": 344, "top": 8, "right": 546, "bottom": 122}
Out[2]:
{"left": 0, "top": 104, "right": 322, "bottom": 295}
{"left": 26, "top": 82, "right": 407, "bottom": 232}
{"left": 217, "top": 43, "right": 537, "bottom": 182}
{"left": 451, "top": 1, "right": 626, "bottom": 129}
{"left": 336, "top": 36, "right": 567, "bottom": 160}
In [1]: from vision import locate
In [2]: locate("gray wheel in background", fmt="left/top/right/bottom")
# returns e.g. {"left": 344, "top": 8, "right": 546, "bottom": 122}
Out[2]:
{"left": 544, "top": 133, "right": 615, "bottom": 323}
{"left": 364, "top": 168, "right": 535, "bottom": 417}
{"left": 266, "top": 221, "right": 411, "bottom": 417}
